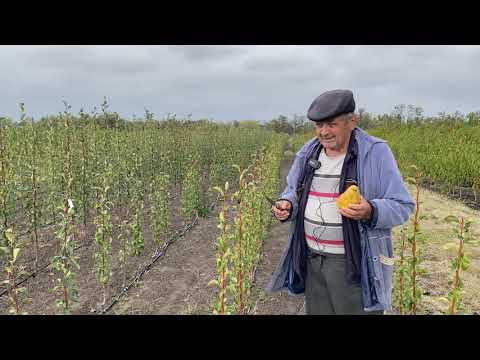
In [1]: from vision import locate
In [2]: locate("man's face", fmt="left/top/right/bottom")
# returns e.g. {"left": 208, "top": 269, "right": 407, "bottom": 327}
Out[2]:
{"left": 315, "top": 115, "right": 357, "bottom": 152}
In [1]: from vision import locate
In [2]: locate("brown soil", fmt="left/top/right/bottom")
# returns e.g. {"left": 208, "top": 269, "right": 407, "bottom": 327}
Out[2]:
{"left": 248, "top": 216, "right": 305, "bottom": 315}
{"left": 111, "top": 155, "right": 304, "bottom": 315}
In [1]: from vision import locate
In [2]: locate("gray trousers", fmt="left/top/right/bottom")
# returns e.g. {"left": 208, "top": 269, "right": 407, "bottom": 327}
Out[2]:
{"left": 305, "top": 250, "right": 384, "bottom": 315}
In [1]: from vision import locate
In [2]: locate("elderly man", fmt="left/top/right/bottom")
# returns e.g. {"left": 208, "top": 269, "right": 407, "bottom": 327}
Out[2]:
{"left": 267, "top": 89, "right": 415, "bottom": 315}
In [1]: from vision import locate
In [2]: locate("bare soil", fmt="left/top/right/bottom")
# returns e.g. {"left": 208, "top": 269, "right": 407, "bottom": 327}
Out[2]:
{"left": 111, "top": 155, "right": 304, "bottom": 315}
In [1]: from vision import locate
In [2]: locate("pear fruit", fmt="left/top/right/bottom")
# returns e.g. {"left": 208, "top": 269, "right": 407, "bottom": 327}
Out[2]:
{"left": 336, "top": 185, "right": 361, "bottom": 209}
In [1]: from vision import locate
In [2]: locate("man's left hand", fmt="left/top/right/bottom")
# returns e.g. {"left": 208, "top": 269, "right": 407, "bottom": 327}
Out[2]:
{"left": 338, "top": 195, "right": 372, "bottom": 220}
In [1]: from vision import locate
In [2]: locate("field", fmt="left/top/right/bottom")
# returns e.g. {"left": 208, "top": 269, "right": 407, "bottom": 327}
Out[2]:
{"left": 1, "top": 107, "right": 479, "bottom": 315}
{"left": 0, "top": 104, "right": 287, "bottom": 314}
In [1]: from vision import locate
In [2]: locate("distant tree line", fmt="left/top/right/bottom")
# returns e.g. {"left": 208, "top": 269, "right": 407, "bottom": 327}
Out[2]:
{"left": 2, "top": 103, "right": 479, "bottom": 132}
{"left": 358, "top": 105, "right": 480, "bottom": 129}
{"left": 232, "top": 114, "right": 314, "bottom": 134}
{"left": 259, "top": 105, "right": 480, "bottom": 134}
{"left": 0, "top": 110, "right": 221, "bottom": 131}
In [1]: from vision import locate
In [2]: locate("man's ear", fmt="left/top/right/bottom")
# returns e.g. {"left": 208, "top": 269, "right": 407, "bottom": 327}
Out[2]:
{"left": 351, "top": 114, "right": 359, "bottom": 128}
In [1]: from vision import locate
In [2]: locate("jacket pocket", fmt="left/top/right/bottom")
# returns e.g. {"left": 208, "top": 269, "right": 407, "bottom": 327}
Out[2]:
{"left": 370, "top": 235, "right": 394, "bottom": 310}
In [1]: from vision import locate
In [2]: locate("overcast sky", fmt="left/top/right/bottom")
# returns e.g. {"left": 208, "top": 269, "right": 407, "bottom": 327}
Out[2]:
{"left": 1, "top": 45, "right": 479, "bottom": 122}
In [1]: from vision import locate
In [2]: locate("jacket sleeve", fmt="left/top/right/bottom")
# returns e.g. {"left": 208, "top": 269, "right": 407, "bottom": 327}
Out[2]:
{"left": 277, "top": 139, "right": 313, "bottom": 222}
{"left": 368, "top": 143, "right": 415, "bottom": 229}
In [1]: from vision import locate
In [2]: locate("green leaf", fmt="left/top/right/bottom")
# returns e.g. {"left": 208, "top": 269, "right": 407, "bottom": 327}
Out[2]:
{"left": 12, "top": 248, "right": 21, "bottom": 262}
{"left": 232, "top": 164, "right": 241, "bottom": 173}
{"left": 460, "top": 256, "right": 470, "bottom": 271}
{"left": 207, "top": 279, "right": 219, "bottom": 287}
{"left": 405, "top": 177, "right": 417, "bottom": 185}
{"left": 16, "top": 287, "right": 27, "bottom": 294}
{"left": 450, "top": 260, "right": 457, "bottom": 271}
{"left": 415, "top": 288, "right": 422, "bottom": 299}
{"left": 444, "top": 215, "right": 459, "bottom": 223}
{"left": 437, "top": 296, "right": 449, "bottom": 304}
{"left": 4, "top": 228, "right": 15, "bottom": 243}
{"left": 212, "top": 186, "right": 224, "bottom": 196}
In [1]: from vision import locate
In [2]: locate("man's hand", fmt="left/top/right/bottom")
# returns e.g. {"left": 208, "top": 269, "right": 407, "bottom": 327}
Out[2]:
{"left": 272, "top": 200, "right": 291, "bottom": 221}
{"left": 338, "top": 195, "right": 372, "bottom": 220}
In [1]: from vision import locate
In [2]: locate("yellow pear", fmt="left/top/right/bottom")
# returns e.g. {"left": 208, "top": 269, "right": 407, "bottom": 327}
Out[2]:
{"left": 336, "top": 185, "right": 361, "bottom": 209}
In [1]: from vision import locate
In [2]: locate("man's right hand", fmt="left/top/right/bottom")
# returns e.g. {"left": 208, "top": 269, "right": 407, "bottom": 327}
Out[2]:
{"left": 271, "top": 200, "right": 292, "bottom": 221}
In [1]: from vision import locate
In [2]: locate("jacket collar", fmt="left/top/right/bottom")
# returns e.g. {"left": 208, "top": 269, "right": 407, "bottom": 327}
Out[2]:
{"left": 355, "top": 127, "right": 386, "bottom": 149}
{"left": 347, "top": 128, "right": 358, "bottom": 159}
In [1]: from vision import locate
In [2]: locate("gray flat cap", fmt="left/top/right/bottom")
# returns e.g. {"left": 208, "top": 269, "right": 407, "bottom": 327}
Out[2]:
{"left": 307, "top": 89, "right": 355, "bottom": 122}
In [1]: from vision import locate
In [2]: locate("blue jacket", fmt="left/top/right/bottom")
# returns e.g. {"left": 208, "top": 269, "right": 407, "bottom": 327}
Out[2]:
{"left": 266, "top": 127, "right": 415, "bottom": 311}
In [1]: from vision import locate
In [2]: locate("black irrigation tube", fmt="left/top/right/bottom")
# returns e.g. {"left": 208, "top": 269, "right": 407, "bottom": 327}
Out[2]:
{"left": 1, "top": 192, "right": 179, "bottom": 273}
{"left": 0, "top": 223, "right": 123, "bottom": 298}
{"left": 99, "top": 218, "right": 198, "bottom": 314}
{"left": 8, "top": 193, "right": 179, "bottom": 238}
{"left": 1, "top": 194, "right": 220, "bottom": 308}
{"left": 0, "top": 262, "right": 51, "bottom": 298}
{"left": 0, "top": 238, "right": 94, "bottom": 298}
{"left": 100, "top": 196, "right": 220, "bottom": 315}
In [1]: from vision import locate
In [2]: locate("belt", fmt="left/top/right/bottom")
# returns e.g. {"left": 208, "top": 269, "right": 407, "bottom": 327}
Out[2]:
{"left": 307, "top": 247, "right": 345, "bottom": 259}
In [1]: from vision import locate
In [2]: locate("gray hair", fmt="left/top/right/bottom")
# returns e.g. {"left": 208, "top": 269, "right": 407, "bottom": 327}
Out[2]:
{"left": 342, "top": 112, "right": 355, "bottom": 122}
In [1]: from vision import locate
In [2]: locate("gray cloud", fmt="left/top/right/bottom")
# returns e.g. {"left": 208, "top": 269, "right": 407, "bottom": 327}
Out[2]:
{"left": 0, "top": 45, "right": 479, "bottom": 121}
{"left": 31, "top": 45, "right": 159, "bottom": 75}
{"left": 168, "top": 45, "right": 248, "bottom": 62}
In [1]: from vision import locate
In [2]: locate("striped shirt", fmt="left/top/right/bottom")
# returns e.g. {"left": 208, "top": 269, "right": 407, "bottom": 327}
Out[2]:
{"left": 304, "top": 148, "right": 346, "bottom": 254}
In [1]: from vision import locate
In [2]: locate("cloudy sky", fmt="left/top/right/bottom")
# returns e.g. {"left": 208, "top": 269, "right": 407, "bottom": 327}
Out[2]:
{"left": 1, "top": 45, "right": 479, "bottom": 122}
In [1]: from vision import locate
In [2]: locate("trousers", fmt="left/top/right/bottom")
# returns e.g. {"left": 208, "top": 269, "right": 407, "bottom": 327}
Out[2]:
{"left": 305, "top": 249, "right": 384, "bottom": 315}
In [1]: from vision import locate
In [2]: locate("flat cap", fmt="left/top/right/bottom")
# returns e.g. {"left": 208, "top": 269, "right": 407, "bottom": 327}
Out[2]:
{"left": 307, "top": 89, "right": 355, "bottom": 122}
